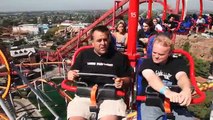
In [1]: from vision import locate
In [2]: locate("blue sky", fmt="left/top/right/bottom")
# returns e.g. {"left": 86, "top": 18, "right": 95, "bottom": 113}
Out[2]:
{"left": 0, "top": 0, "right": 212, "bottom": 12}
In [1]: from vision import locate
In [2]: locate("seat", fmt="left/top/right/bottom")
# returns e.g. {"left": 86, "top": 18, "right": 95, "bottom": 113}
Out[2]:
{"left": 135, "top": 36, "right": 206, "bottom": 120}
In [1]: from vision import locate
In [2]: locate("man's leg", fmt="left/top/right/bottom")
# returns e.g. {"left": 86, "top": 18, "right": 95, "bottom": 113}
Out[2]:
{"left": 173, "top": 107, "right": 194, "bottom": 120}
{"left": 140, "top": 103, "right": 165, "bottom": 120}
{"left": 67, "top": 96, "right": 91, "bottom": 120}
{"left": 98, "top": 99, "right": 126, "bottom": 120}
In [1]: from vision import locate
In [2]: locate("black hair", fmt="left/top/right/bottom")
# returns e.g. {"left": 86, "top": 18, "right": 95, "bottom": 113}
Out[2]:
{"left": 90, "top": 25, "right": 110, "bottom": 40}
{"left": 143, "top": 19, "right": 155, "bottom": 31}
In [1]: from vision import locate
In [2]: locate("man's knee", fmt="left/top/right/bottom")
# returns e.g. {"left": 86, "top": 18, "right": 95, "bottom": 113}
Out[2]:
{"left": 140, "top": 103, "right": 164, "bottom": 120}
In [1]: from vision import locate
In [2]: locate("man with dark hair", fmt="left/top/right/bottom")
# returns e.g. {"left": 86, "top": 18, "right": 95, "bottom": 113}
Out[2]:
{"left": 67, "top": 25, "right": 132, "bottom": 120}
{"left": 163, "top": 16, "right": 178, "bottom": 32}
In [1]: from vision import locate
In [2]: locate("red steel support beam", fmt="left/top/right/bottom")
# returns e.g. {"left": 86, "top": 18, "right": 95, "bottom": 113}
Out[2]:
{"left": 113, "top": 0, "right": 116, "bottom": 29}
{"left": 180, "top": 0, "right": 185, "bottom": 21}
{"left": 176, "top": 0, "right": 180, "bottom": 14}
{"left": 162, "top": 0, "right": 167, "bottom": 20}
{"left": 127, "top": 0, "right": 140, "bottom": 67}
{"left": 147, "top": 0, "right": 153, "bottom": 19}
{"left": 199, "top": 0, "right": 203, "bottom": 16}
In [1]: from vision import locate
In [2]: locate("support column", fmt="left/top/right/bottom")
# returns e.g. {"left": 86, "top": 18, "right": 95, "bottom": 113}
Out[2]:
{"left": 175, "top": 0, "right": 180, "bottom": 14}
{"left": 147, "top": 0, "right": 153, "bottom": 19}
{"left": 127, "top": 0, "right": 140, "bottom": 67}
{"left": 199, "top": 0, "right": 203, "bottom": 16}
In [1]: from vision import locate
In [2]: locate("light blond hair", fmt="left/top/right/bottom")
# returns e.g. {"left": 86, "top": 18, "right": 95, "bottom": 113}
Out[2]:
{"left": 115, "top": 20, "right": 127, "bottom": 33}
{"left": 153, "top": 34, "right": 174, "bottom": 51}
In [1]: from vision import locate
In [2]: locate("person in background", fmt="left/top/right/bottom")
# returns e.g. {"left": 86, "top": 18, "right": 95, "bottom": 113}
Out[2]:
{"left": 195, "top": 15, "right": 206, "bottom": 34}
{"left": 153, "top": 18, "right": 163, "bottom": 32}
{"left": 137, "top": 19, "right": 157, "bottom": 48}
{"left": 139, "top": 34, "right": 194, "bottom": 120}
{"left": 163, "top": 16, "right": 178, "bottom": 32}
{"left": 67, "top": 25, "right": 132, "bottom": 120}
{"left": 112, "top": 20, "right": 128, "bottom": 49}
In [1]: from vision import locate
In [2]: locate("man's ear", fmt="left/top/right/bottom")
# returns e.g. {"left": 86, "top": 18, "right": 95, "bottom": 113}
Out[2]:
{"left": 92, "top": 42, "right": 94, "bottom": 47}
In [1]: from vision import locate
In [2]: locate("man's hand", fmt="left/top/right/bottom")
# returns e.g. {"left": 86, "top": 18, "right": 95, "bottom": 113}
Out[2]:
{"left": 164, "top": 89, "right": 181, "bottom": 103}
{"left": 176, "top": 71, "right": 192, "bottom": 106}
{"left": 67, "top": 70, "right": 79, "bottom": 81}
{"left": 114, "top": 78, "right": 123, "bottom": 89}
{"left": 139, "top": 38, "right": 148, "bottom": 44}
{"left": 164, "top": 88, "right": 192, "bottom": 106}
{"left": 179, "top": 88, "right": 192, "bottom": 106}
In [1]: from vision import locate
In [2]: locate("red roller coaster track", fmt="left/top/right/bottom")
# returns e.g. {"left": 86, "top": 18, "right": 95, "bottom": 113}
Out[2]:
{"left": 44, "top": 0, "right": 205, "bottom": 62}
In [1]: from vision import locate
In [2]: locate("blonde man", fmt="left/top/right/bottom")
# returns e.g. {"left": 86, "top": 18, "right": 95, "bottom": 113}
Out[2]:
{"left": 139, "top": 34, "right": 194, "bottom": 120}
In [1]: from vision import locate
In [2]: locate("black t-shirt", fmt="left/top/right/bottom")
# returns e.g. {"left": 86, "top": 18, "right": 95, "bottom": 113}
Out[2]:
{"left": 139, "top": 57, "right": 188, "bottom": 95}
{"left": 71, "top": 48, "right": 132, "bottom": 86}
{"left": 169, "top": 21, "right": 178, "bottom": 29}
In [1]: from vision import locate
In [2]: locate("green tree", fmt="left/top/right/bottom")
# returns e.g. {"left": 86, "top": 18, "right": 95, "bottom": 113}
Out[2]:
{"left": 194, "top": 57, "right": 210, "bottom": 78}
{"left": 84, "top": 15, "right": 94, "bottom": 23}
{"left": 42, "top": 27, "right": 59, "bottom": 41}
{"left": 42, "top": 16, "right": 48, "bottom": 24}
{"left": 183, "top": 42, "right": 191, "bottom": 52}
{"left": 188, "top": 91, "right": 213, "bottom": 120}
{"left": 2, "top": 19, "right": 13, "bottom": 27}
{"left": 13, "top": 39, "right": 27, "bottom": 46}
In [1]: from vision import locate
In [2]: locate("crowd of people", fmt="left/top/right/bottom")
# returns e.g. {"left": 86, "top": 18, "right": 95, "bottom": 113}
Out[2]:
{"left": 110, "top": 14, "right": 212, "bottom": 52}
{"left": 65, "top": 13, "right": 212, "bottom": 120}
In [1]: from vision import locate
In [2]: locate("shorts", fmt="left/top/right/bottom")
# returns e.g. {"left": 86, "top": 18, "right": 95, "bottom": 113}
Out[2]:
{"left": 140, "top": 103, "right": 194, "bottom": 120}
{"left": 67, "top": 95, "right": 127, "bottom": 120}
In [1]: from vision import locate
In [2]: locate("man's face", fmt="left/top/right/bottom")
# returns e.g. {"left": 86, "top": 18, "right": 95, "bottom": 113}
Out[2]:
{"left": 152, "top": 43, "right": 171, "bottom": 64}
{"left": 92, "top": 31, "right": 110, "bottom": 55}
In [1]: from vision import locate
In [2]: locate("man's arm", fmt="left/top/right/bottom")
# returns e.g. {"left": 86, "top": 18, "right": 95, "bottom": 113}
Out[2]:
{"left": 142, "top": 69, "right": 180, "bottom": 103}
{"left": 176, "top": 71, "right": 192, "bottom": 106}
{"left": 142, "top": 69, "right": 165, "bottom": 92}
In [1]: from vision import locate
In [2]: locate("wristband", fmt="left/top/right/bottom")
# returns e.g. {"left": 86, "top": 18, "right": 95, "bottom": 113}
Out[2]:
{"left": 159, "top": 86, "right": 169, "bottom": 95}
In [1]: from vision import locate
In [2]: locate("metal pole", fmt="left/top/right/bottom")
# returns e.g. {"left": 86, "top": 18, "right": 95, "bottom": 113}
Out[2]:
{"left": 11, "top": 63, "right": 60, "bottom": 120}
{"left": 199, "top": 0, "right": 203, "bottom": 16}
{"left": 127, "top": 0, "right": 140, "bottom": 67}
{"left": 40, "top": 59, "right": 44, "bottom": 91}
{"left": 180, "top": 0, "right": 185, "bottom": 21}
{"left": 0, "top": 98, "right": 15, "bottom": 120}
{"left": 147, "top": 0, "right": 153, "bottom": 19}
{"left": 175, "top": 0, "right": 180, "bottom": 14}
{"left": 34, "top": 81, "right": 41, "bottom": 111}
{"left": 62, "top": 59, "right": 67, "bottom": 80}
{"left": 162, "top": 0, "right": 167, "bottom": 21}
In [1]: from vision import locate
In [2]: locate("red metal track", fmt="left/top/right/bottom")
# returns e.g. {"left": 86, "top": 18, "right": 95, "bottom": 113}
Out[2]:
{"left": 48, "top": 0, "right": 130, "bottom": 61}
{"left": 45, "top": 0, "right": 206, "bottom": 104}
{"left": 56, "top": 0, "right": 176, "bottom": 60}
{"left": 47, "top": 0, "right": 178, "bottom": 62}
{"left": 48, "top": 0, "right": 204, "bottom": 62}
